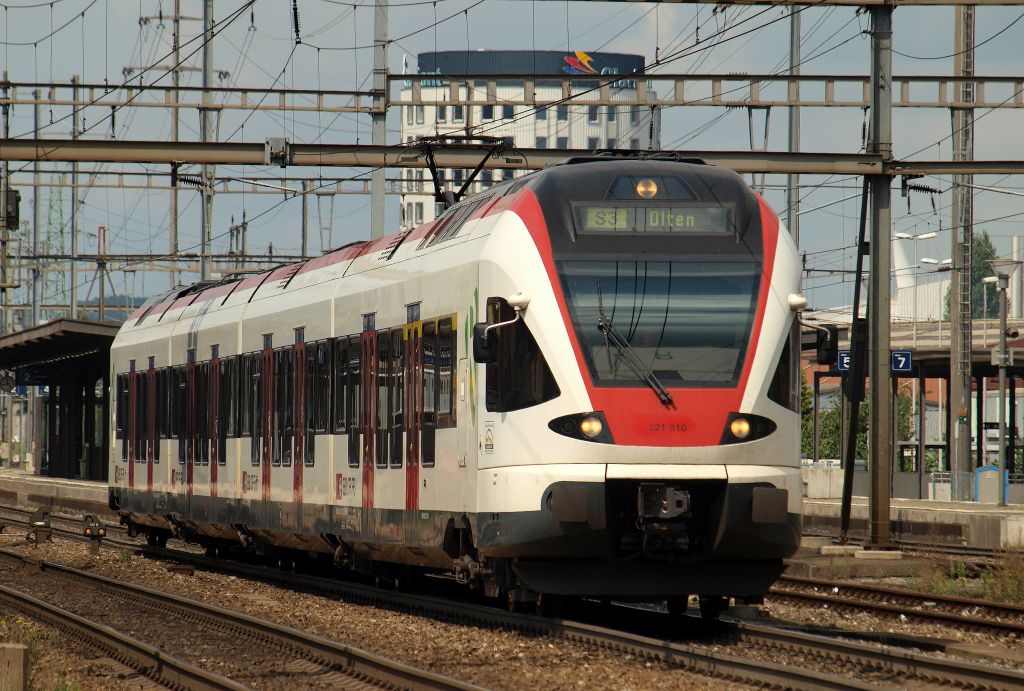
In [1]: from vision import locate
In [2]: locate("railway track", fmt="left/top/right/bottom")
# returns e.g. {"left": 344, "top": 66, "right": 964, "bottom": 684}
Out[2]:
{"left": 771, "top": 574, "right": 1024, "bottom": 637}
{"left": 5, "top": 507, "right": 1024, "bottom": 689}
{"left": 0, "top": 546, "right": 480, "bottom": 690}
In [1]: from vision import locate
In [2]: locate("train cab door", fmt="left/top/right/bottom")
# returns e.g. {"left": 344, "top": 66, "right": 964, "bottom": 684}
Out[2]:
{"left": 403, "top": 320, "right": 422, "bottom": 511}
{"left": 360, "top": 329, "right": 377, "bottom": 510}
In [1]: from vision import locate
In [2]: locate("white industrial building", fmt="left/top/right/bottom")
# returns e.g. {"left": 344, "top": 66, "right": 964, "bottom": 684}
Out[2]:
{"left": 397, "top": 50, "right": 658, "bottom": 228}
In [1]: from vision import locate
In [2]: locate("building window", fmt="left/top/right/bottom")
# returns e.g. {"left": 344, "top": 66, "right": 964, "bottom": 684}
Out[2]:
{"left": 415, "top": 105, "right": 424, "bottom": 124}
{"left": 556, "top": 136, "right": 568, "bottom": 150}
{"left": 482, "top": 105, "right": 494, "bottom": 120}
{"left": 588, "top": 105, "right": 599, "bottom": 122}
{"left": 415, "top": 169, "right": 424, "bottom": 192}
{"left": 587, "top": 137, "right": 599, "bottom": 151}
{"left": 537, "top": 107, "right": 547, "bottom": 121}
{"left": 607, "top": 138, "right": 617, "bottom": 150}
{"left": 557, "top": 104, "right": 568, "bottom": 121}
{"left": 630, "top": 107, "right": 640, "bottom": 125}
{"left": 454, "top": 168, "right": 464, "bottom": 184}
{"left": 406, "top": 203, "right": 413, "bottom": 225}
{"left": 503, "top": 169, "right": 514, "bottom": 181}
{"left": 414, "top": 203, "right": 424, "bottom": 224}
{"left": 406, "top": 106, "right": 413, "bottom": 125}
{"left": 453, "top": 105, "right": 464, "bottom": 122}
{"left": 630, "top": 137, "right": 640, "bottom": 150}
{"left": 437, "top": 105, "right": 447, "bottom": 122}
{"left": 481, "top": 170, "right": 493, "bottom": 187}
{"left": 502, "top": 104, "right": 514, "bottom": 119}
{"left": 607, "top": 106, "right": 616, "bottom": 122}
{"left": 536, "top": 136, "right": 547, "bottom": 149}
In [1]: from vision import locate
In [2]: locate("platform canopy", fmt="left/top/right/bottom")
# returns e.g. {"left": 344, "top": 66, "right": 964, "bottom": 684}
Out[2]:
{"left": 0, "top": 319, "right": 118, "bottom": 378}
{"left": 0, "top": 319, "right": 118, "bottom": 481}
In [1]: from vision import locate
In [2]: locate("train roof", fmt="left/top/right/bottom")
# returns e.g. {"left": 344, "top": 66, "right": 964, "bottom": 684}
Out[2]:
{"left": 127, "top": 155, "right": 746, "bottom": 324}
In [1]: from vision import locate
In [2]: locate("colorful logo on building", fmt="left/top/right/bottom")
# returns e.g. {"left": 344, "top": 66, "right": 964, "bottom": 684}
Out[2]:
{"left": 563, "top": 51, "right": 598, "bottom": 75}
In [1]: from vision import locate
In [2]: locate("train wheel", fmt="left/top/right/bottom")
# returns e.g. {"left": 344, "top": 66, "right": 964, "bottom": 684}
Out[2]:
{"left": 667, "top": 596, "right": 688, "bottom": 617}
{"left": 535, "top": 593, "right": 564, "bottom": 618}
{"left": 698, "top": 595, "right": 729, "bottom": 620}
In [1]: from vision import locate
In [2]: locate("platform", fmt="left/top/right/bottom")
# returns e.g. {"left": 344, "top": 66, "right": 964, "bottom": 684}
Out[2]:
{"left": 0, "top": 469, "right": 113, "bottom": 521}
{"left": 804, "top": 497, "right": 1024, "bottom": 551}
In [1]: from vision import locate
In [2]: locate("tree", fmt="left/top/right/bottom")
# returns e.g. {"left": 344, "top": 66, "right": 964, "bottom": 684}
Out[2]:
{"left": 800, "top": 376, "right": 914, "bottom": 466}
{"left": 944, "top": 230, "right": 999, "bottom": 319}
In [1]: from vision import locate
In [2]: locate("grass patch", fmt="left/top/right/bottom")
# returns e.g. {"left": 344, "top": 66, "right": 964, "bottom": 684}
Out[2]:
{"left": 979, "top": 552, "right": 1024, "bottom": 604}
{"left": 914, "top": 555, "right": 1024, "bottom": 604}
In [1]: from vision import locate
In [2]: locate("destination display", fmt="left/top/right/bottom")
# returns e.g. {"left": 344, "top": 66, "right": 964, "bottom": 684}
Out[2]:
{"left": 576, "top": 205, "right": 732, "bottom": 235}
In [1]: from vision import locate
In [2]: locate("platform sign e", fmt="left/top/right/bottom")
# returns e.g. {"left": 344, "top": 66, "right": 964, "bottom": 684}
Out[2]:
{"left": 836, "top": 350, "right": 851, "bottom": 372}
{"left": 891, "top": 350, "right": 913, "bottom": 372}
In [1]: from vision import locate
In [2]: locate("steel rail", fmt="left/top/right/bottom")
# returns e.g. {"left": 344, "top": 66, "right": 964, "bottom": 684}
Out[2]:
{"left": 6, "top": 508, "right": 1024, "bottom": 689}
{"left": 0, "top": 547, "right": 479, "bottom": 691}
{"left": 772, "top": 574, "right": 1024, "bottom": 636}
{"left": 0, "top": 582, "right": 247, "bottom": 691}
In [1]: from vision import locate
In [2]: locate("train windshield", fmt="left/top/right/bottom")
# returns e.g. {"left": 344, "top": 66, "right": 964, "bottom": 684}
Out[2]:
{"left": 558, "top": 260, "right": 759, "bottom": 388}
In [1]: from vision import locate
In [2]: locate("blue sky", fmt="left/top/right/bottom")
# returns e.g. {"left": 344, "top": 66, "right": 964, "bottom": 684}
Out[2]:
{"left": 1, "top": 0, "right": 1022, "bottom": 314}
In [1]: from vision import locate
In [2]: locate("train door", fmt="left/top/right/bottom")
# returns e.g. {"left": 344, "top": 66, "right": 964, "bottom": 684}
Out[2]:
{"left": 209, "top": 350, "right": 220, "bottom": 497}
{"left": 261, "top": 341, "right": 274, "bottom": 503}
{"left": 293, "top": 337, "right": 306, "bottom": 505}
{"left": 360, "top": 329, "right": 377, "bottom": 510}
{"left": 127, "top": 363, "right": 137, "bottom": 489}
{"left": 403, "top": 320, "right": 422, "bottom": 511}
{"left": 187, "top": 354, "right": 198, "bottom": 516}
{"left": 146, "top": 360, "right": 156, "bottom": 491}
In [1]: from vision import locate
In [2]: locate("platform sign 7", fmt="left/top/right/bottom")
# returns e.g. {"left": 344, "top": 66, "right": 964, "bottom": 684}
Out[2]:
{"left": 891, "top": 350, "right": 912, "bottom": 373}
{"left": 836, "top": 350, "right": 851, "bottom": 372}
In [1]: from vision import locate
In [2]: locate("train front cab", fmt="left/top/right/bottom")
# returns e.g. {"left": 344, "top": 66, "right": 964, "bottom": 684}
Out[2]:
{"left": 471, "top": 159, "right": 802, "bottom": 602}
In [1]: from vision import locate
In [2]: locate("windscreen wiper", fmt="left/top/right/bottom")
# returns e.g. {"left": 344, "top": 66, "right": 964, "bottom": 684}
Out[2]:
{"left": 597, "top": 287, "right": 674, "bottom": 405}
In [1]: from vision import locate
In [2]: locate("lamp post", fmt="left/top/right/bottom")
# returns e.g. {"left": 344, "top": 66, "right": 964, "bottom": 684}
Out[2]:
{"left": 896, "top": 231, "right": 938, "bottom": 348}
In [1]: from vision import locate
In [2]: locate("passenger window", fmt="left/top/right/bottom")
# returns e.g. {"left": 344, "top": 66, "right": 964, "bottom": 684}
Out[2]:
{"left": 484, "top": 298, "right": 560, "bottom": 412}
{"left": 437, "top": 317, "right": 456, "bottom": 429}
{"left": 422, "top": 321, "right": 436, "bottom": 467}
{"left": 347, "top": 335, "right": 361, "bottom": 467}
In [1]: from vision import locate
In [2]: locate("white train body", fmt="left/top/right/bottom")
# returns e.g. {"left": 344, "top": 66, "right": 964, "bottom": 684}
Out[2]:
{"left": 109, "top": 158, "right": 802, "bottom": 601}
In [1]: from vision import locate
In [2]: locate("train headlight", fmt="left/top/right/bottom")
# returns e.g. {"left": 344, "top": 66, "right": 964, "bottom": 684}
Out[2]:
{"left": 579, "top": 416, "right": 603, "bottom": 438}
{"left": 635, "top": 179, "right": 658, "bottom": 198}
{"left": 721, "top": 413, "right": 777, "bottom": 444}
{"left": 730, "top": 417, "right": 751, "bottom": 439}
{"left": 548, "top": 412, "right": 613, "bottom": 443}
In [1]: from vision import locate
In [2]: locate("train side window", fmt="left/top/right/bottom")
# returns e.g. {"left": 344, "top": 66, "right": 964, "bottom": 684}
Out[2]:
{"left": 250, "top": 354, "right": 263, "bottom": 466}
{"left": 306, "top": 342, "right": 323, "bottom": 465}
{"left": 135, "top": 371, "right": 145, "bottom": 463}
{"left": 376, "top": 331, "right": 390, "bottom": 468}
{"left": 199, "top": 362, "right": 210, "bottom": 466}
{"left": 437, "top": 316, "right": 456, "bottom": 429}
{"left": 484, "top": 297, "right": 560, "bottom": 412}
{"left": 218, "top": 358, "right": 229, "bottom": 463}
{"left": 333, "top": 338, "right": 348, "bottom": 434}
{"left": 156, "top": 369, "right": 167, "bottom": 440}
{"left": 347, "top": 335, "right": 361, "bottom": 467}
{"left": 313, "top": 340, "right": 330, "bottom": 435}
{"left": 767, "top": 336, "right": 799, "bottom": 413}
{"left": 116, "top": 373, "right": 127, "bottom": 461}
{"left": 175, "top": 366, "right": 187, "bottom": 465}
{"left": 390, "top": 328, "right": 403, "bottom": 467}
{"left": 421, "top": 320, "right": 436, "bottom": 467}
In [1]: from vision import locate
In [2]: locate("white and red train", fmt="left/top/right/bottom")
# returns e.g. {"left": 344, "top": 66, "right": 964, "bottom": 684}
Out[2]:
{"left": 108, "top": 157, "right": 804, "bottom": 611}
